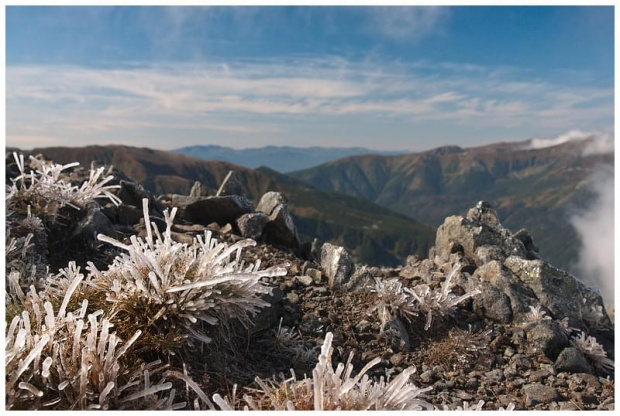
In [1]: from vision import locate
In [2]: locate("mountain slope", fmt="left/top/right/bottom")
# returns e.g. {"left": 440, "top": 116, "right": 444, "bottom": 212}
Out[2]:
{"left": 172, "top": 145, "right": 405, "bottom": 172}
{"left": 26, "top": 145, "right": 435, "bottom": 267}
{"left": 290, "top": 139, "right": 614, "bottom": 275}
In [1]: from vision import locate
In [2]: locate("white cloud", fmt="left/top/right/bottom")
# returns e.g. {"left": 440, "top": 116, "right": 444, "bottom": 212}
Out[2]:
{"left": 6, "top": 58, "right": 613, "bottom": 149}
{"left": 526, "top": 129, "right": 614, "bottom": 155}
{"left": 570, "top": 166, "right": 614, "bottom": 306}
{"left": 368, "top": 7, "right": 449, "bottom": 40}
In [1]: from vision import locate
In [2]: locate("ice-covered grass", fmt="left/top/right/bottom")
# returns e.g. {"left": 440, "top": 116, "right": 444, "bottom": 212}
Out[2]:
{"left": 89, "top": 199, "right": 287, "bottom": 346}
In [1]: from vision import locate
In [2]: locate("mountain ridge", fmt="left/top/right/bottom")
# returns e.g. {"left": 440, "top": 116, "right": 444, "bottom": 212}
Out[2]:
{"left": 172, "top": 144, "right": 406, "bottom": 172}
{"left": 289, "top": 138, "right": 614, "bottom": 279}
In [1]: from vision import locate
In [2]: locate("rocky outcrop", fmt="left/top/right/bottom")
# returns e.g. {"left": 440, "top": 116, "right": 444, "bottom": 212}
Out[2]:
{"left": 431, "top": 200, "right": 611, "bottom": 334}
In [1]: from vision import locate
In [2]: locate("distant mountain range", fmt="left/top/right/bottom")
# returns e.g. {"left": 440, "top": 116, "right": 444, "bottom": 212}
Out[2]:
{"left": 289, "top": 139, "right": 614, "bottom": 276}
{"left": 23, "top": 145, "right": 435, "bottom": 267}
{"left": 172, "top": 145, "right": 405, "bottom": 172}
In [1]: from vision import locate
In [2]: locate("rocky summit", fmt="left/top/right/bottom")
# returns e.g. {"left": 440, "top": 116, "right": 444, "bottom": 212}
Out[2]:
{"left": 5, "top": 153, "right": 614, "bottom": 411}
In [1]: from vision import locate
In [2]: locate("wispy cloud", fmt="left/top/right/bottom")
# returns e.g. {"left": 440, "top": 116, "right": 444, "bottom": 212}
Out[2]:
{"left": 366, "top": 7, "right": 449, "bottom": 40}
{"left": 6, "top": 57, "right": 613, "bottom": 149}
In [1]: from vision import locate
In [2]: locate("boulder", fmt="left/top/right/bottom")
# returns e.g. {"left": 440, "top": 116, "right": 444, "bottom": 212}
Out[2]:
{"left": 469, "top": 261, "right": 534, "bottom": 322}
{"left": 117, "top": 204, "right": 143, "bottom": 226}
{"left": 554, "top": 347, "right": 592, "bottom": 374}
{"left": 523, "top": 383, "right": 560, "bottom": 407}
{"left": 256, "top": 192, "right": 287, "bottom": 215}
{"left": 236, "top": 212, "right": 269, "bottom": 240}
{"left": 175, "top": 195, "right": 253, "bottom": 226}
{"left": 321, "top": 243, "right": 354, "bottom": 289}
{"left": 526, "top": 320, "right": 569, "bottom": 361}
{"left": 118, "top": 180, "right": 163, "bottom": 213}
{"left": 466, "top": 200, "right": 501, "bottom": 228}
{"left": 263, "top": 204, "right": 300, "bottom": 249}
{"left": 70, "top": 203, "right": 117, "bottom": 242}
{"left": 504, "top": 256, "right": 611, "bottom": 329}
{"left": 435, "top": 213, "right": 526, "bottom": 267}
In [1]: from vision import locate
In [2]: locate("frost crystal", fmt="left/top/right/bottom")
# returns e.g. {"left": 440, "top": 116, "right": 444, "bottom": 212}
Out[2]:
{"left": 91, "top": 198, "right": 287, "bottom": 344}
{"left": 7, "top": 153, "right": 121, "bottom": 213}
{"left": 571, "top": 331, "right": 614, "bottom": 372}
{"left": 372, "top": 263, "right": 480, "bottom": 331}
{"left": 247, "top": 332, "right": 433, "bottom": 410}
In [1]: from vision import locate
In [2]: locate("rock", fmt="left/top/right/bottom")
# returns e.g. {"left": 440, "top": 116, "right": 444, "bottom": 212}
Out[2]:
{"left": 286, "top": 292, "right": 300, "bottom": 304}
{"left": 306, "top": 268, "right": 323, "bottom": 284}
{"left": 355, "top": 320, "right": 372, "bottom": 333}
{"left": 435, "top": 213, "right": 526, "bottom": 266}
{"left": 256, "top": 192, "right": 287, "bottom": 215}
{"left": 300, "top": 238, "right": 322, "bottom": 262}
{"left": 466, "top": 200, "right": 501, "bottom": 228}
{"left": 504, "top": 256, "right": 611, "bottom": 329}
{"left": 526, "top": 320, "right": 569, "bottom": 361}
{"left": 344, "top": 265, "right": 374, "bottom": 292}
{"left": 420, "top": 370, "right": 436, "bottom": 384}
{"left": 554, "top": 347, "right": 592, "bottom": 374}
{"left": 175, "top": 195, "right": 253, "bottom": 226}
{"left": 485, "top": 369, "right": 505, "bottom": 383}
{"left": 71, "top": 203, "right": 117, "bottom": 242}
{"left": 523, "top": 383, "right": 560, "bottom": 407}
{"left": 513, "top": 228, "right": 540, "bottom": 260}
{"left": 251, "top": 287, "right": 284, "bottom": 334}
{"left": 219, "top": 223, "right": 233, "bottom": 234}
{"left": 321, "top": 243, "right": 354, "bottom": 289}
{"left": 236, "top": 212, "right": 269, "bottom": 240}
{"left": 390, "top": 353, "right": 405, "bottom": 367}
{"left": 117, "top": 204, "right": 142, "bottom": 226}
{"left": 169, "top": 232, "right": 194, "bottom": 245}
{"left": 467, "top": 261, "right": 533, "bottom": 323}
{"left": 119, "top": 180, "right": 163, "bottom": 213}
{"left": 263, "top": 204, "right": 300, "bottom": 249}
{"left": 381, "top": 317, "right": 410, "bottom": 351}
{"left": 295, "top": 275, "right": 314, "bottom": 287}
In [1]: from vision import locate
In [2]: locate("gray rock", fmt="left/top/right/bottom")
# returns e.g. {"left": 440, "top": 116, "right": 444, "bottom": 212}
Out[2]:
{"left": 251, "top": 287, "right": 283, "bottom": 334}
{"left": 355, "top": 320, "right": 372, "bottom": 333}
{"left": 256, "top": 192, "right": 287, "bottom": 215}
{"left": 554, "top": 347, "right": 592, "bottom": 374}
{"left": 513, "top": 228, "right": 540, "bottom": 260}
{"left": 175, "top": 195, "right": 253, "bottom": 226}
{"left": 435, "top": 214, "right": 526, "bottom": 266}
{"left": 523, "top": 383, "right": 560, "bottom": 407}
{"left": 504, "top": 256, "right": 611, "bottom": 329}
{"left": 119, "top": 180, "right": 163, "bottom": 213}
{"left": 295, "top": 275, "right": 314, "bottom": 287}
{"left": 344, "top": 265, "right": 374, "bottom": 292}
{"left": 117, "top": 204, "right": 142, "bottom": 226}
{"left": 306, "top": 268, "right": 323, "bottom": 284}
{"left": 320, "top": 243, "right": 354, "bottom": 289}
{"left": 468, "top": 261, "right": 533, "bottom": 323}
{"left": 526, "top": 320, "right": 569, "bottom": 361}
{"left": 466, "top": 200, "right": 501, "bottom": 228}
{"left": 420, "top": 370, "right": 436, "bottom": 384}
{"left": 236, "top": 212, "right": 269, "bottom": 240}
{"left": 485, "top": 369, "right": 505, "bottom": 383}
{"left": 263, "top": 204, "right": 300, "bottom": 249}
{"left": 71, "top": 203, "right": 117, "bottom": 241}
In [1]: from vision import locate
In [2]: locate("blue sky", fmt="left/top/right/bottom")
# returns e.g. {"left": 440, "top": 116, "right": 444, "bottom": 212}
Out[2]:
{"left": 6, "top": 6, "right": 614, "bottom": 151}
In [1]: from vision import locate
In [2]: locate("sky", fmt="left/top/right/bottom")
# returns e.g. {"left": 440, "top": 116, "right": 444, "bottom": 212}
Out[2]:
{"left": 5, "top": 5, "right": 615, "bottom": 151}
